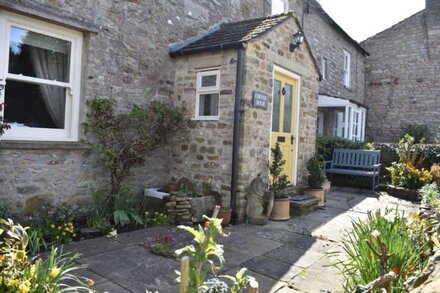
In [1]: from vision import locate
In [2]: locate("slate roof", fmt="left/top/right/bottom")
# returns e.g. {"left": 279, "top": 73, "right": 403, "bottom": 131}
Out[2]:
{"left": 169, "top": 13, "right": 291, "bottom": 57}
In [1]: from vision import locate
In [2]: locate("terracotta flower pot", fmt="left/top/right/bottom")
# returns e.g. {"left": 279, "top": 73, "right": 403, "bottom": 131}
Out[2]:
{"left": 217, "top": 207, "right": 232, "bottom": 226}
{"left": 270, "top": 198, "right": 290, "bottom": 221}
{"left": 304, "top": 188, "right": 325, "bottom": 207}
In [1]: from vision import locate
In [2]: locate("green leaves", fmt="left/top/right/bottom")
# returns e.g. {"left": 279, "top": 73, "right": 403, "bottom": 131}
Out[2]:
{"left": 269, "top": 143, "right": 290, "bottom": 198}
{"left": 83, "top": 97, "right": 190, "bottom": 197}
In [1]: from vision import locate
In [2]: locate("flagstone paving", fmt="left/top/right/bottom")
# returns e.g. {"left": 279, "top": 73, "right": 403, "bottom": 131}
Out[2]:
{"left": 66, "top": 187, "right": 418, "bottom": 293}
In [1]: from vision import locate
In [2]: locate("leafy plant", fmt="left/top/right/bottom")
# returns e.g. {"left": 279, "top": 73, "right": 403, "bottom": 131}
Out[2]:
{"left": 83, "top": 98, "right": 190, "bottom": 198}
{"left": 387, "top": 162, "right": 432, "bottom": 190}
{"left": 406, "top": 212, "right": 440, "bottom": 260}
{"left": 199, "top": 278, "right": 229, "bottom": 293}
{"left": 431, "top": 164, "right": 440, "bottom": 185}
{"left": 306, "top": 154, "right": 326, "bottom": 189}
{"left": 175, "top": 216, "right": 226, "bottom": 291}
{"left": 332, "top": 210, "right": 427, "bottom": 292}
{"left": 220, "top": 268, "right": 255, "bottom": 293}
{"left": 268, "top": 143, "right": 290, "bottom": 199}
{"left": 0, "top": 205, "right": 11, "bottom": 219}
{"left": 0, "top": 219, "right": 93, "bottom": 292}
{"left": 0, "top": 103, "right": 11, "bottom": 136}
{"left": 143, "top": 211, "right": 171, "bottom": 227}
{"left": 396, "top": 135, "right": 426, "bottom": 168}
{"left": 201, "top": 177, "right": 213, "bottom": 196}
{"left": 175, "top": 216, "right": 254, "bottom": 293}
{"left": 27, "top": 227, "right": 47, "bottom": 256}
{"left": 401, "top": 124, "right": 430, "bottom": 143}
{"left": 112, "top": 191, "right": 144, "bottom": 227}
{"left": 148, "top": 235, "right": 174, "bottom": 258}
{"left": 420, "top": 183, "right": 440, "bottom": 208}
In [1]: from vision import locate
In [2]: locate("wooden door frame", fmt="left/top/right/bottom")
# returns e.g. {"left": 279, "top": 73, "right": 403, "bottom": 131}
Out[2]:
{"left": 271, "top": 64, "right": 301, "bottom": 186}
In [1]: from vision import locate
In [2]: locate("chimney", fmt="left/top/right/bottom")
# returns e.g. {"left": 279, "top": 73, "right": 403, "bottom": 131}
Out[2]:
{"left": 425, "top": 0, "right": 440, "bottom": 58}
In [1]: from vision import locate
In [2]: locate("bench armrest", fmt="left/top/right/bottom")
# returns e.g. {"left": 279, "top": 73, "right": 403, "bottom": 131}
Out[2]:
{"left": 324, "top": 160, "right": 332, "bottom": 170}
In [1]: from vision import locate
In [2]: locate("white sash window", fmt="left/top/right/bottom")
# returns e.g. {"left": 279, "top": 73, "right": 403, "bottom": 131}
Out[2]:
{"left": 0, "top": 11, "right": 82, "bottom": 141}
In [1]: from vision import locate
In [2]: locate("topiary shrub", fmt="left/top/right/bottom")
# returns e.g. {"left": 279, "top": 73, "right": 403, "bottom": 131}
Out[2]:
{"left": 306, "top": 155, "right": 325, "bottom": 189}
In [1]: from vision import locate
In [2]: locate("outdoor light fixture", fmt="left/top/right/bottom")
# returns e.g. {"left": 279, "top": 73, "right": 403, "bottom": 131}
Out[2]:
{"left": 290, "top": 30, "right": 304, "bottom": 52}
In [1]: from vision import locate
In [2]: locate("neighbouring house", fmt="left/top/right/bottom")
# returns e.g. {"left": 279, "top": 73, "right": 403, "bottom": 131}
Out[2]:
{"left": 0, "top": 0, "right": 365, "bottom": 220}
{"left": 361, "top": 0, "right": 440, "bottom": 142}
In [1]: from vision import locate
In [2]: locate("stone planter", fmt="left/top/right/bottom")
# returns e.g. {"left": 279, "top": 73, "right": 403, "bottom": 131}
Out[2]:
{"left": 270, "top": 198, "right": 290, "bottom": 221}
{"left": 387, "top": 185, "right": 419, "bottom": 201}
{"left": 217, "top": 207, "right": 232, "bottom": 226}
{"left": 304, "top": 188, "right": 325, "bottom": 207}
{"left": 190, "top": 195, "right": 215, "bottom": 223}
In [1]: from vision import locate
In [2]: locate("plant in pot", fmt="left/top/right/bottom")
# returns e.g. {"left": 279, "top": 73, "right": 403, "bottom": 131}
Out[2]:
{"left": 268, "top": 143, "right": 290, "bottom": 220}
{"left": 304, "top": 154, "right": 326, "bottom": 206}
{"left": 213, "top": 191, "right": 232, "bottom": 226}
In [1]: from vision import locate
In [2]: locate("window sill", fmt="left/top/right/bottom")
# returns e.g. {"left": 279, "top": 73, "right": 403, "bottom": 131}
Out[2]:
{"left": 192, "top": 117, "right": 220, "bottom": 121}
{"left": 0, "top": 140, "right": 92, "bottom": 150}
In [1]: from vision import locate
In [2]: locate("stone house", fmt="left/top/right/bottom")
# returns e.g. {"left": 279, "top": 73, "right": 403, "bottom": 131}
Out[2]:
{"left": 0, "top": 0, "right": 363, "bottom": 220}
{"left": 170, "top": 14, "right": 320, "bottom": 221}
{"left": 361, "top": 0, "right": 440, "bottom": 142}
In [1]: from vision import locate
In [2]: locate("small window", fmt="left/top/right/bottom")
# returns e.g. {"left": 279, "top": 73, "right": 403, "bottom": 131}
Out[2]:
{"left": 321, "top": 57, "right": 328, "bottom": 81}
{"left": 343, "top": 50, "right": 351, "bottom": 87}
{"left": 196, "top": 70, "right": 220, "bottom": 120}
{"left": 272, "top": 0, "right": 289, "bottom": 15}
{"left": 0, "top": 11, "right": 83, "bottom": 141}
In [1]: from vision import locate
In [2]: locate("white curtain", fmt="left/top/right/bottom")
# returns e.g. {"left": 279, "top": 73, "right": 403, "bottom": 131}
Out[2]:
{"left": 30, "top": 48, "right": 67, "bottom": 128}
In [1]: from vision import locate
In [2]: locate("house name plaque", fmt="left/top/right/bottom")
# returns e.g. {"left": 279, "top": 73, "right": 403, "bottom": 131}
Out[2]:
{"left": 252, "top": 91, "right": 268, "bottom": 109}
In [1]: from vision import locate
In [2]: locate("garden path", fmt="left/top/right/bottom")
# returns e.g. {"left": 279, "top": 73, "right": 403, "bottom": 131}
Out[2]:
{"left": 66, "top": 187, "right": 418, "bottom": 293}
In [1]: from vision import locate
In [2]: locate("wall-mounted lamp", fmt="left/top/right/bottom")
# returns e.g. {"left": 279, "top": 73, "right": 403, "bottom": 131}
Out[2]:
{"left": 289, "top": 30, "right": 304, "bottom": 52}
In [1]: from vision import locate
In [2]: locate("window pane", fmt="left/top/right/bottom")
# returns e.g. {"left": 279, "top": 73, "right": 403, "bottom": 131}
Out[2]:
{"left": 9, "top": 26, "right": 71, "bottom": 82}
{"left": 199, "top": 93, "right": 219, "bottom": 116}
{"left": 283, "top": 83, "right": 293, "bottom": 133}
{"left": 4, "top": 80, "right": 66, "bottom": 129}
{"left": 201, "top": 75, "right": 217, "bottom": 87}
{"left": 272, "top": 80, "right": 281, "bottom": 132}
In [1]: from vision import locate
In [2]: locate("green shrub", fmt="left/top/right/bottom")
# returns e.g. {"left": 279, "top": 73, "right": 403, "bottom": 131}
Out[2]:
{"left": 420, "top": 183, "right": 440, "bottom": 208}
{"left": 332, "top": 210, "right": 427, "bottom": 292}
{"left": 316, "top": 136, "right": 369, "bottom": 161}
{"left": 401, "top": 124, "right": 430, "bottom": 143}
{"left": 306, "top": 155, "right": 325, "bottom": 189}
{"left": 268, "top": 143, "right": 290, "bottom": 199}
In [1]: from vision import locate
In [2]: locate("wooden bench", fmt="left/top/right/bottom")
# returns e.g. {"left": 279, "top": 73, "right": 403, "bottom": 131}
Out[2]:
{"left": 324, "top": 149, "right": 381, "bottom": 191}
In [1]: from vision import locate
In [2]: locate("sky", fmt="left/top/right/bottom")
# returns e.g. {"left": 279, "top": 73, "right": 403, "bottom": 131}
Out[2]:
{"left": 316, "top": 0, "right": 426, "bottom": 42}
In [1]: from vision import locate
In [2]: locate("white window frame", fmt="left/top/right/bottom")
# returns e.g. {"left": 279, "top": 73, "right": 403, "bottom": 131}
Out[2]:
{"left": 271, "top": 0, "right": 289, "bottom": 15}
{"left": 343, "top": 49, "right": 351, "bottom": 88}
{"left": 351, "top": 108, "right": 361, "bottom": 142}
{"left": 321, "top": 57, "right": 328, "bottom": 81}
{"left": 195, "top": 69, "right": 220, "bottom": 120}
{"left": 0, "top": 10, "right": 82, "bottom": 142}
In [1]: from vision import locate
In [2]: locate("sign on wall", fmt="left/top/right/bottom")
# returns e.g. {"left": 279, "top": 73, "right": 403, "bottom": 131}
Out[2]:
{"left": 252, "top": 91, "right": 268, "bottom": 109}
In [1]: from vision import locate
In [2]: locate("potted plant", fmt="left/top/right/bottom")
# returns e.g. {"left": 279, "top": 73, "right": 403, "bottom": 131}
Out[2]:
{"left": 304, "top": 154, "right": 326, "bottom": 206}
{"left": 213, "top": 191, "right": 232, "bottom": 226}
{"left": 269, "top": 143, "right": 290, "bottom": 220}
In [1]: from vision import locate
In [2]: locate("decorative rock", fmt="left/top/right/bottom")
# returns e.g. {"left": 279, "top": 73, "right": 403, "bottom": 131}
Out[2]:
{"left": 191, "top": 196, "right": 215, "bottom": 223}
{"left": 165, "top": 202, "right": 176, "bottom": 208}
{"left": 176, "top": 204, "right": 191, "bottom": 209}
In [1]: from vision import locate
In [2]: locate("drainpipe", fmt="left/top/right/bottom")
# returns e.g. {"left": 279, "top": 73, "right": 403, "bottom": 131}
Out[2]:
{"left": 230, "top": 45, "right": 245, "bottom": 224}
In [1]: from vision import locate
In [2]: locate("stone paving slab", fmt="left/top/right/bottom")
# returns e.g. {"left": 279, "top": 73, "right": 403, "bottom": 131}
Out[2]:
{"left": 64, "top": 237, "right": 125, "bottom": 258}
{"left": 64, "top": 187, "right": 420, "bottom": 293}
{"left": 244, "top": 255, "right": 303, "bottom": 282}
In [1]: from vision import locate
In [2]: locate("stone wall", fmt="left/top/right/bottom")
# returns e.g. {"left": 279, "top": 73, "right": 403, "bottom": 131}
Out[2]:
{"left": 237, "top": 17, "right": 320, "bottom": 221}
{"left": 0, "top": 0, "right": 270, "bottom": 213}
{"left": 171, "top": 50, "right": 237, "bottom": 207}
{"left": 292, "top": 0, "right": 366, "bottom": 104}
{"left": 361, "top": 1, "right": 440, "bottom": 142}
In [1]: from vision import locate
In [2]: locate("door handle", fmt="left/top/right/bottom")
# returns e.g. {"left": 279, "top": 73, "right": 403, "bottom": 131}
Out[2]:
{"left": 291, "top": 135, "right": 295, "bottom": 144}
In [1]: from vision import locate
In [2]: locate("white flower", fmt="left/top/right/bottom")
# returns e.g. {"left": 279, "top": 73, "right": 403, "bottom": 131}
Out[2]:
{"left": 106, "top": 229, "right": 118, "bottom": 239}
{"left": 371, "top": 230, "right": 381, "bottom": 238}
{"left": 384, "top": 213, "right": 396, "bottom": 222}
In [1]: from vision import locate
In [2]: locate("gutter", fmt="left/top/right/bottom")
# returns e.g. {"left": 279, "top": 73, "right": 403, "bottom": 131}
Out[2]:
{"left": 230, "top": 45, "right": 245, "bottom": 224}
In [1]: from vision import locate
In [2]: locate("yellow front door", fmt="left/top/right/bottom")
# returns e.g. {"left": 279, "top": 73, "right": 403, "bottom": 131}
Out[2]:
{"left": 271, "top": 71, "right": 298, "bottom": 183}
